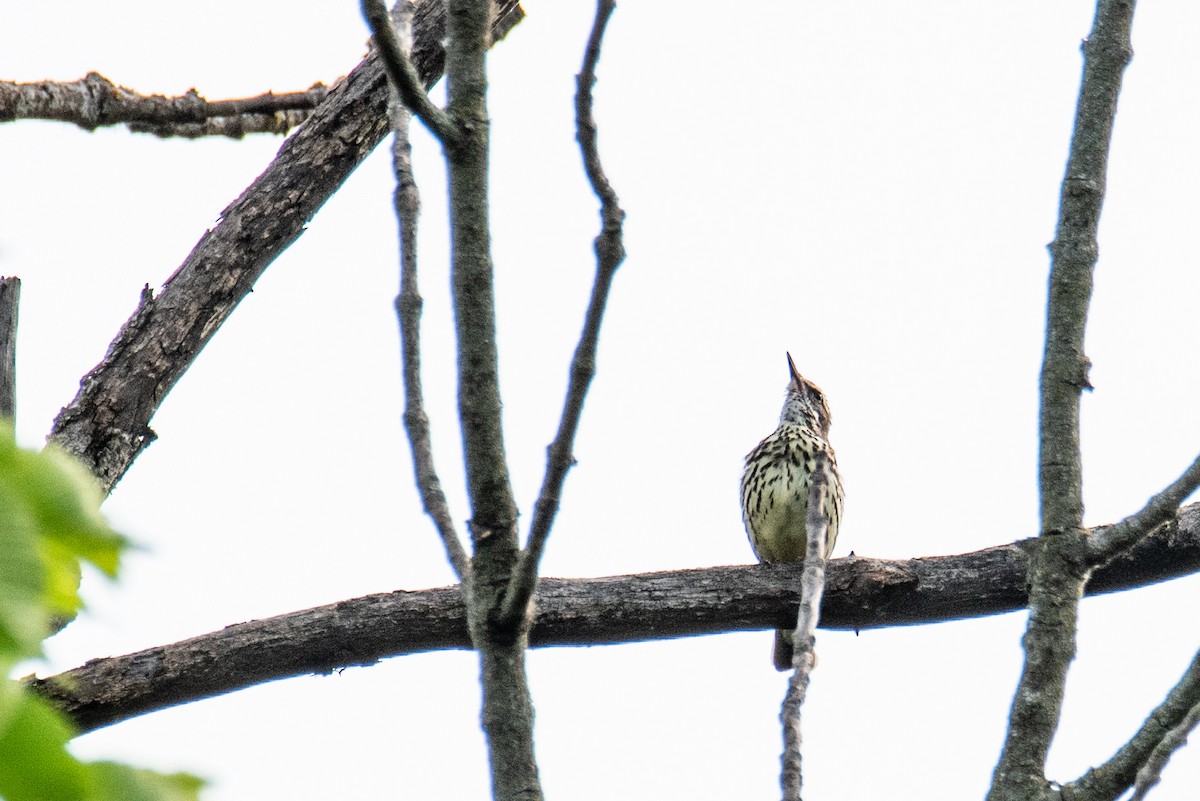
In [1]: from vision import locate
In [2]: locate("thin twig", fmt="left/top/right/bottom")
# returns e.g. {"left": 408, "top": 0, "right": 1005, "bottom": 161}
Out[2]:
{"left": 362, "top": 0, "right": 460, "bottom": 147}
{"left": 0, "top": 73, "right": 326, "bottom": 136}
{"left": 500, "top": 0, "right": 625, "bottom": 625}
{"left": 129, "top": 110, "right": 314, "bottom": 140}
{"left": 0, "top": 277, "right": 20, "bottom": 421}
{"left": 780, "top": 459, "right": 830, "bottom": 801}
{"left": 389, "top": 2, "right": 470, "bottom": 582}
{"left": 1129, "top": 700, "right": 1200, "bottom": 801}
{"left": 988, "top": 3, "right": 1137, "bottom": 799}
{"left": 1060, "top": 645, "right": 1200, "bottom": 801}
{"left": 1086, "top": 451, "right": 1200, "bottom": 566}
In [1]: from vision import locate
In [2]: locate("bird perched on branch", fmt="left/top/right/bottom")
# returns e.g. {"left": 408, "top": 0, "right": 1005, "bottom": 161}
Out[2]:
{"left": 740, "top": 353, "right": 844, "bottom": 670}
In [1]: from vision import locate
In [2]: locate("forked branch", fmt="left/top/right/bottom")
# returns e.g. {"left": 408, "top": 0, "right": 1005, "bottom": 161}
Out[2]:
{"left": 362, "top": 0, "right": 460, "bottom": 146}
{"left": 1086, "top": 451, "right": 1200, "bottom": 566}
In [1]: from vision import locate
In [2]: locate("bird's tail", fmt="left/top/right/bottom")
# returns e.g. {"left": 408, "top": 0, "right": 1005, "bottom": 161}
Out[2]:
{"left": 773, "top": 629, "right": 794, "bottom": 672}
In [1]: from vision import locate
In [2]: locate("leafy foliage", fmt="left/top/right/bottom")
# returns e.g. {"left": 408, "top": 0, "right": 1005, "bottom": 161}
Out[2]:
{"left": 0, "top": 425, "right": 203, "bottom": 801}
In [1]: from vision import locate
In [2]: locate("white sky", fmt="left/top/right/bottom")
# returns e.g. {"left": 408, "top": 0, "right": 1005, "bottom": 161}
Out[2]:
{"left": 4, "top": 1, "right": 1200, "bottom": 798}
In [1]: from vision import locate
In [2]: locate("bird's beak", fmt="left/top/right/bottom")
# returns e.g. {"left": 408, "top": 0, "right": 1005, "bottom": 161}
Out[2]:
{"left": 786, "top": 352, "right": 803, "bottom": 385}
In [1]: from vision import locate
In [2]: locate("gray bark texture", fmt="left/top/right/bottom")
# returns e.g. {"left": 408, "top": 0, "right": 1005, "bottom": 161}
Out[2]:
{"left": 46, "top": 0, "right": 523, "bottom": 495}
{"left": 31, "top": 505, "right": 1200, "bottom": 735}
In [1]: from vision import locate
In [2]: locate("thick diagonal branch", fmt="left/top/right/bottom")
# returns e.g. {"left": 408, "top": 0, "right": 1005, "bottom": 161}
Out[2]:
{"left": 47, "top": 0, "right": 524, "bottom": 495}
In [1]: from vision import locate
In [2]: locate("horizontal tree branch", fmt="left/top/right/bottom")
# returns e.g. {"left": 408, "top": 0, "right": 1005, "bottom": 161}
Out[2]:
{"left": 32, "top": 503, "right": 1200, "bottom": 734}
{"left": 128, "top": 110, "right": 315, "bottom": 140}
{"left": 0, "top": 72, "right": 327, "bottom": 138}
{"left": 46, "top": 0, "right": 525, "bottom": 494}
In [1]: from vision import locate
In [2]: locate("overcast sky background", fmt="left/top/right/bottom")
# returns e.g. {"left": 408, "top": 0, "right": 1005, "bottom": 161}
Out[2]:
{"left": 4, "top": 1, "right": 1200, "bottom": 798}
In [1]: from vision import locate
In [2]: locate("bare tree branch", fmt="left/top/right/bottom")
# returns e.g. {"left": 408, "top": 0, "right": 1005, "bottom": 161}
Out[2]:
{"left": 1129, "top": 700, "right": 1200, "bottom": 801}
{"left": 0, "top": 277, "right": 19, "bottom": 420}
{"left": 780, "top": 459, "right": 831, "bottom": 801}
{"left": 989, "top": 3, "right": 1137, "bottom": 798}
{"left": 362, "top": 0, "right": 461, "bottom": 146}
{"left": 1060, "top": 645, "right": 1200, "bottom": 801}
{"left": 502, "top": 0, "right": 625, "bottom": 625}
{"left": 0, "top": 72, "right": 327, "bottom": 137}
{"left": 442, "top": 1, "right": 519, "bottom": 548}
{"left": 31, "top": 509, "right": 1200, "bottom": 736}
{"left": 1087, "top": 451, "right": 1200, "bottom": 566}
{"left": 388, "top": 2, "right": 470, "bottom": 582}
{"left": 45, "top": 0, "right": 525, "bottom": 495}
{"left": 129, "top": 110, "right": 315, "bottom": 140}
{"left": 433, "top": 0, "right": 540, "bottom": 797}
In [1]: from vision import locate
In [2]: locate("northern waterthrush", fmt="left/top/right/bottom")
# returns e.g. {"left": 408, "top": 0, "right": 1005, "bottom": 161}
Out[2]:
{"left": 740, "top": 353, "right": 844, "bottom": 670}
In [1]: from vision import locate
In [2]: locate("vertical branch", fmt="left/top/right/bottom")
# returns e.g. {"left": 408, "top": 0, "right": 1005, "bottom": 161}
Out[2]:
{"left": 387, "top": 1, "right": 471, "bottom": 582}
{"left": 442, "top": 2, "right": 535, "bottom": 801}
{"left": 779, "top": 458, "right": 830, "bottom": 801}
{"left": 989, "top": 2, "right": 1136, "bottom": 800}
{"left": 500, "top": 0, "right": 625, "bottom": 625}
{"left": 367, "top": 3, "right": 534, "bottom": 794}
{"left": 0, "top": 277, "right": 20, "bottom": 421}
{"left": 444, "top": 0, "right": 517, "bottom": 543}
{"left": 1038, "top": 0, "right": 1133, "bottom": 536}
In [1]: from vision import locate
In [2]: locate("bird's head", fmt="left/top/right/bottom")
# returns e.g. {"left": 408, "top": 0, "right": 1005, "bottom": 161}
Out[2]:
{"left": 780, "top": 352, "right": 833, "bottom": 436}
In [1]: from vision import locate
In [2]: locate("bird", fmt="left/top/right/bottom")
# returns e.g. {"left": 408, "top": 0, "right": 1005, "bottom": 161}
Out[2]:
{"left": 740, "top": 353, "right": 844, "bottom": 670}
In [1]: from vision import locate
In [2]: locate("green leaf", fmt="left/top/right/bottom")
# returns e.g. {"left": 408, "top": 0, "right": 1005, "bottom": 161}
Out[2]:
{"left": 0, "top": 425, "right": 128, "bottom": 662}
{"left": 0, "top": 692, "right": 88, "bottom": 801}
{"left": 0, "top": 691, "right": 205, "bottom": 801}
{"left": 9, "top": 438, "right": 127, "bottom": 578}
{"left": 87, "top": 762, "right": 205, "bottom": 801}
{"left": 0, "top": 425, "right": 206, "bottom": 801}
{"left": 0, "top": 467, "right": 50, "bottom": 663}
